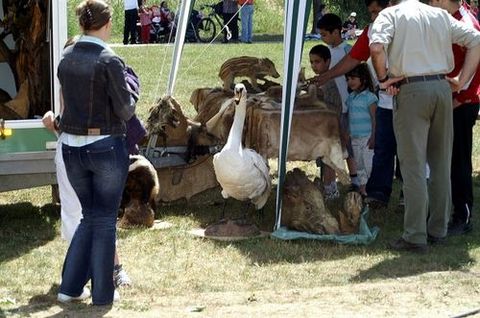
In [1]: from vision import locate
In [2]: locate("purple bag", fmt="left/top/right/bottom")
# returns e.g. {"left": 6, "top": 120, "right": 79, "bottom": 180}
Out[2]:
{"left": 124, "top": 66, "right": 140, "bottom": 102}
{"left": 124, "top": 66, "right": 146, "bottom": 154}
{"left": 126, "top": 114, "right": 147, "bottom": 155}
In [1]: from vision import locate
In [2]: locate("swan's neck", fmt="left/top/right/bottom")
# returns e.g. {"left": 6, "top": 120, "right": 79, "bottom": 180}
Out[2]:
{"left": 224, "top": 99, "right": 246, "bottom": 151}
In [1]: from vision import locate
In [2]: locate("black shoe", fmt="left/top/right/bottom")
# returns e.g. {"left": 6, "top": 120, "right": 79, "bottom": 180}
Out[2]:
{"left": 427, "top": 234, "right": 446, "bottom": 245}
{"left": 447, "top": 220, "right": 473, "bottom": 236}
{"left": 388, "top": 237, "right": 428, "bottom": 254}
{"left": 365, "top": 196, "right": 388, "bottom": 209}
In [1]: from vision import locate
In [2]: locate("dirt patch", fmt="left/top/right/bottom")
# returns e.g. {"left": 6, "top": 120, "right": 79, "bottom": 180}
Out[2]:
{"left": 23, "top": 271, "right": 480, "bottom": 318}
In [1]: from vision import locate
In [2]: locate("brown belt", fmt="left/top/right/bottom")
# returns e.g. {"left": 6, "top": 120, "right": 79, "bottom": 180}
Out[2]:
{"left": 400, "top": 74, "right": 446, "bottom": 86}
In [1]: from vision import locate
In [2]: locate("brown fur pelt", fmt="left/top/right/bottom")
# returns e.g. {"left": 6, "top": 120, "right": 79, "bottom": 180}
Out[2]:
{"left": 265, "top": 84, "right": 329, "bottom": 110}
{"left": 146, "top": 95, "right": 217, "bottom": 148}
{"left": 119, "top": 155, "right": 159, "bottom": 228}
{"left": 282, "top": 168, "right": 339, "bottom": 234}
{"left": 204, "top": 219, "right": 260, "bottom": 237}
{"left": 146, "top": 95, "right": 189, "bottom": 145}
{"left": 189, "top": 87, "right": 211, "bottom": 113}
{"left": 239, "top": 78, "right": 281, "bottom": 94}
{"left": 264, "top": 85, "right": 283, "bottom": 103}
{"left": 191, "top": 88, "right": 233, "bottom": 126}
{"left": 244, "top": 106, "right": 346, "bottom": 179}
{"left": 338, "top": 191, "right": 363, "bottom": 234}
{"left": 118, "top": 199, "right": 155, "bottom": 228}
{"left": 295, "top": 85, "right": 329, "bottom": 109}
{"left": 190, "top": 87, "right": 232, "bottom": 114}
{"left": 203, "top": 95, "right": 272, "bottom": 143}
{"left": 191, "top": 87, "right": 280, "bottom": 143}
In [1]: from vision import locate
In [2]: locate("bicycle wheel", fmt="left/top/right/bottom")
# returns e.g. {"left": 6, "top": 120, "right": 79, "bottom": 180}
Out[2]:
{"left": 196, "top": 17, "right": 216, "bottom": 43}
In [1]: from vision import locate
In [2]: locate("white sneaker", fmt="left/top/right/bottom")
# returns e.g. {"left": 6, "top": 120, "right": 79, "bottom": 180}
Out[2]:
{"left": 113, "top": 264, "right": 131, "bottom": 288}
{"left": 114, "top": 289, "right": 120, "bottom": 302}
{"left": 57, "top": 287, "right": 91, "bottom": 303}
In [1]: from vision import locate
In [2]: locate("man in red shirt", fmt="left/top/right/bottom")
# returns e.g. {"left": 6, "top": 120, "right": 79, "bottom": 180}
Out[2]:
{"left": 314, "top": 0, "right": 394, "bottom": 208}
{"left": 429, "top": 0, "right": 480, "bottom": 235}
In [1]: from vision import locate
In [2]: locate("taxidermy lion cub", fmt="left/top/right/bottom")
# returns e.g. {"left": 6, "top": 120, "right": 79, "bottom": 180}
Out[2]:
{"left": 218, "top": 56, "right": 280, "bottom": 91}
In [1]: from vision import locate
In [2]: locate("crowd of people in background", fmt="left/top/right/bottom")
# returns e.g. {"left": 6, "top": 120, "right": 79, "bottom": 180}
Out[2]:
{"left": 122, "top": 0, "right": 255, "bottom": 44}
{"left": 125, "top": 0, "right": 176, "bottom": 44}
{"left": 342, "top": 11, "right": 358, "bottom": 40}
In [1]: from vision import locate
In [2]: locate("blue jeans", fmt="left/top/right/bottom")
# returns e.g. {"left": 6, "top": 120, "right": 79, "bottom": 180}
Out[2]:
{"left": 240, "top": 4, "right": 254, "bottom": 42}
{"left": 60, "top": 136, "right": 129, "bottom": 305}
{"left": 366, "top": 107, "right": 397, "bottom": 203}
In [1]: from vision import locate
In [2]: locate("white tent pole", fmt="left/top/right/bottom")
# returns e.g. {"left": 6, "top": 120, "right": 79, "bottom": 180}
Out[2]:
{"left": 52, "top": 0, "right": 68, "bottom": 115}
{"left": 166, "top": 0, "right": 193, "bottom": 96}
{"left": 274, "top": 0, "right": 310, "bottom": 230}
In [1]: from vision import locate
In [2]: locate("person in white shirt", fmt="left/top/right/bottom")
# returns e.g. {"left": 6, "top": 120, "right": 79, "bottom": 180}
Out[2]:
{"left": 370, "top": 0, "right": 480, "bottom": 253}
{"left": 123, "top": 0, "right": 138, "bottom": 44}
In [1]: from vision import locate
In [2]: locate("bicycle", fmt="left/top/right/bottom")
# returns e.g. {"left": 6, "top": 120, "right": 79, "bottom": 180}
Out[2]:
{"left": 194, "top": 2, "right": 231, "bottom": 43}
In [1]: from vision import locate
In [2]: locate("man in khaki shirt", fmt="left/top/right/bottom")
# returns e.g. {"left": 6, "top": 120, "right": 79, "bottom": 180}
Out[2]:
{"left": 369, "top": 0, "right": 480, "bottom": 253}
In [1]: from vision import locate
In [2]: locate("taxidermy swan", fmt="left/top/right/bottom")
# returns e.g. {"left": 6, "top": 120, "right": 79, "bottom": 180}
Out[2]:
{"left": 212, "top": 83, "right": 271, "bottom": 211}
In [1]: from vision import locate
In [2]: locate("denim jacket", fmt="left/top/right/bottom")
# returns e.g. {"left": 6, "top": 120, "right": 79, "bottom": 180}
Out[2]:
{"left": 58, "top": 41, "right": 135, "bottom": 136}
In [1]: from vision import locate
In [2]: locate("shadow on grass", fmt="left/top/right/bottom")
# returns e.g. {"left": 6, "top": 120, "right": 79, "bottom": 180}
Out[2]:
{"left": 4, "top": 283, "right": 113, "bottom": 318}
{"left": 350, "top": 185, "right": 479, "bottom": 281}
{"left": 166, "top": 180, "right": 479, "bottom": 279}
{"left": 351, "top": 239, "right": 476, "bottom": 282}
{"left": 0, "top": 202, "right": 59, "bottom": 264}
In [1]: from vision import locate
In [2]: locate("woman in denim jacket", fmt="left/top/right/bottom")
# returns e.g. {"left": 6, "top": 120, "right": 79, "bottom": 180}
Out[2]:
{"left": 56, "top": 0, "right": 135, "bottom": 306}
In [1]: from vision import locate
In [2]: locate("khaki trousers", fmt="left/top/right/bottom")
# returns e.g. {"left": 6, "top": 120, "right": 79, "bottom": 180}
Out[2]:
{"left": 393, "top": 80, "right": 452, "bottom": 244}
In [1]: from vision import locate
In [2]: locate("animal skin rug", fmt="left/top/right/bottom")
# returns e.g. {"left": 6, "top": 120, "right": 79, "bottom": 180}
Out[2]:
{"left": 204, "top": 218, "right": 261, "bottom": 237}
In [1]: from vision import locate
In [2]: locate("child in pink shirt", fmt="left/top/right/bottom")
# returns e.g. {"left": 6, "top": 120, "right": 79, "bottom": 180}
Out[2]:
{"left": 139, "top": 1, "right": 152, "bottom": 44}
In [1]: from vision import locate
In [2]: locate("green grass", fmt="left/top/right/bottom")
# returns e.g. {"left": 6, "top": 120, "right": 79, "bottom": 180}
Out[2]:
{"left": 1, "top": 42, "right": 480, "bottom": 316}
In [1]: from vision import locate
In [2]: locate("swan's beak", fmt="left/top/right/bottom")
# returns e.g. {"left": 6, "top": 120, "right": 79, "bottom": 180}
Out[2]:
{"left": 234, "top": 87, "right": 244, "bottom": 104}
